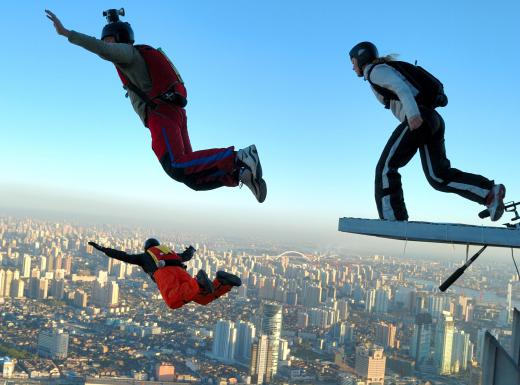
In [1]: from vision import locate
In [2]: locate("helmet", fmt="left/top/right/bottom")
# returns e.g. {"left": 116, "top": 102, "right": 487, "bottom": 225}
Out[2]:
{"left": 144, "top": 238, "right": 160, "bottom": 251}
{"left": 349, "top": 41, "right": 378, "bottom": 69}
{"left": 101, "top": 8, "right": 134, "bottom": 44}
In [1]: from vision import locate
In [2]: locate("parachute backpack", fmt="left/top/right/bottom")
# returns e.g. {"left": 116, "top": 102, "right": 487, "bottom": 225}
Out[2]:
{"left": 100, "top": 9, "right": 188, "bottom": 110}
{"left": 367, "top": 61, "right": 448, "bottom": 109}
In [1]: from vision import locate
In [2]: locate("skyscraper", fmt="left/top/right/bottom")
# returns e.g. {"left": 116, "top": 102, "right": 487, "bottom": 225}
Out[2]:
{"left": 37, "top": 329, "right": 69, "bottom": 359}
{"left": 435, "top": 311, "right": 454, "bottom": 375}
{"left": 260, "top": 302, "right": 282, "bottom": 376}
{"left": 250, "top": 335, "right": 274, "bottom": 384}
{"left": 212, "top": 320, "right": 237, "bottom": 361}
{"left": 365, "top": 289, "right": 376, "bottom": 313}
{"left": 0, "top": 270, "right": 5, "bottom": 298}
{"left": 10, "top": 279, "right": 24, "bottom": 298}
{"left": 452, "top": 329, "right": 471, "bottom": 373}
{"left": 410, "top": 313, "right": 432, "bottom": 368}
{"left": 235, "top": 320, "right": 256, "bottom": 363}
{"left": 22, "top": 255, "right": 31, "bottom": 278}
{"left": 355, "top": 344, "right": 386, "bottom": 385}
{"left": 428, "top": 294, "right": 446, "bottom": 319}
{"left": 375, "top": 322, "right": 396, "bottom": 349}
{"left": 375, "top": 288, "right": 390, "bottom": 313}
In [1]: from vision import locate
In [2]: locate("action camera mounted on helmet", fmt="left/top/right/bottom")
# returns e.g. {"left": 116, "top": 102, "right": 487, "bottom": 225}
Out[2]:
{"left": 101, "top": 8, "right": 134, "bottom": 44}
{"left": 103, "top": 8, "right": 125, "bottom": 23}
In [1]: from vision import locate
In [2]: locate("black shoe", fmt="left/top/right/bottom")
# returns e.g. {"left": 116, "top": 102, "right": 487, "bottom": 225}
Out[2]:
{"left": 216, "top": 271, "right": 242, "bottom": 287}
{"left": 196, "top": 270, "right": 214, "bottom": 293}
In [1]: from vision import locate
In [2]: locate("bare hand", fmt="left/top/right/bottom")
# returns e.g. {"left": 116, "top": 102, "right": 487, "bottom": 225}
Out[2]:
{"left": 45, "top": 10, "right": 70, "bottom": 37}
{"left": 408, "top": 115, "right": 423, "bottom": 131}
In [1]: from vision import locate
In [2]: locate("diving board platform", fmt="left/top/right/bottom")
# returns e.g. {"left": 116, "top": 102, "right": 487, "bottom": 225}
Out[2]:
{"left": 338, "top": 217, "right": 520, "bottom": 248}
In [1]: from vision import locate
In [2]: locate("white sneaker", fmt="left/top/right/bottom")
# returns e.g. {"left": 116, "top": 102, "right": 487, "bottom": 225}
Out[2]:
{"left": 239, "top": 168, "right": 267, "bottom": 203}
{"left": 486, "top": 184, "right": 506, "bottom": 221}
{"left": 237, "top": 145, "right": 262, "bottom": 180}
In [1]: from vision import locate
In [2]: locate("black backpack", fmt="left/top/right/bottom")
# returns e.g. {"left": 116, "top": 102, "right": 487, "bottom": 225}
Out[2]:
{"left": 366, "top": 61, "right": 448, "bottom": 109}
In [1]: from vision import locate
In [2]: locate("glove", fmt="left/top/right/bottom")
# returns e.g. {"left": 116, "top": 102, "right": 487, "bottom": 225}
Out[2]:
{"left": 179, "top": 246, "right": 196, "bottom": 262}
{"left": 88, "top": 241, "right": 105, "bottom": 252}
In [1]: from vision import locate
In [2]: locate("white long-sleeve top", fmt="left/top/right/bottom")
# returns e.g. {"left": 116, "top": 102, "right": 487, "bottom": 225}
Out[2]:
{"left": 364, "top": 63, "right": 421, "bottom": 125}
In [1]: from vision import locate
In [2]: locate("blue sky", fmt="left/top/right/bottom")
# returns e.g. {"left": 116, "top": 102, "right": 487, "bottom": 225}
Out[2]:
{"left": 1, "top": 1, "right": 519, "bottom": 251}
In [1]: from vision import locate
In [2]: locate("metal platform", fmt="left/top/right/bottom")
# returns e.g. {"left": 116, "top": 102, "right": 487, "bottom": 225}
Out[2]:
{"left": 338, "top": 217, "right": 520, "bottom": 248}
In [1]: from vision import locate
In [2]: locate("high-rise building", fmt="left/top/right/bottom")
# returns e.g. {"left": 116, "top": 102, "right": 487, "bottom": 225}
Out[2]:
{"left": 375, "top": 288, "right": 390, "bottom": 313}
{"left": 365, "top": 289, "right": 376, "bottom": 313}
{"left": 428, "top": 294, "right": 446, "bottom": 319}
{"left": 297, "top": 311, "right": 308, "bottom": 329}
{"left": 236, "top": 321, "right": 256, "bottom": 363}
{"left": 2, "top": 270, "right": 13, "bottom": 298}
{"left": 37, "top": 329, "right": 69, "bottom": 359}
{"left": 303, "top": 284, "right": 322, "bottom": 308}
{"left": 40, "top": 256, "right": 47, "bottom": 273}
{"left": 73, "top": 290, "right": 88, "bottom": 308}
{"left": 435, "top": 311, "right": 454, "bottom": 375}
{"left": 50, "top": 279, "right": 65, "bottom": 300}
{"left": 337, "top": 299, "right": 349, "bottom": 321}
{"left": 250, "top": 335, "right": 274, "bottom": 384}
{"left": 278, "top": 338, "right": 290, "bottom": 362}
{"left": 0, "top": 270, "right": 5, "bottom": 298}
{"left": 212, "top": 320, "right": 237, "bottom": 361}
{"left": 260, "top": 302, "right": 282, "bottom": 376}
{"left": 410, "top": 313, "right": 432, "bottom": 368}
{"left": 375, "top": 322, "right": 396, "bottom": 349}
{"left": 29, "top": 277, "right": 48, "bottom": 299}
{"left": 108, "top": 281, "right": 119, "bottom": 306}
{"left": 64, "top": 256, "right": 73, "bottom": 276}
{"left": 355, "top": 344, "right": 386, "bottom": 385}
{"left": 22, "top": 255, "right": 31, "bottom": 278}
{"left": 10, "top": 279, "right": 24, "bottom": 298}
{"left": 452, "top": 329, "right": 471, "bottom": 373}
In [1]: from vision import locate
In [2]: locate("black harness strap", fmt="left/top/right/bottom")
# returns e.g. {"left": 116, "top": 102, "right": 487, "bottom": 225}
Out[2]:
{"left": 123, "top": 81, "right": 158, "bottom": 109}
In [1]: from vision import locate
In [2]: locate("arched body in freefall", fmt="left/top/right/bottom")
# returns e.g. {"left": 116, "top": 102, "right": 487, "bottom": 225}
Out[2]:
{"left": 46, "top": 9, "right": 266, "bottom": 202}
{"left": 88, "top": 238, "right": 241, "bottom": 309}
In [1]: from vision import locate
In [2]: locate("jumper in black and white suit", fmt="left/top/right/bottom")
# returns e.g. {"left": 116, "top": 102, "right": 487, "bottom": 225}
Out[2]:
{"left": 365, "top": 62, "right": 494, "bottom": 221}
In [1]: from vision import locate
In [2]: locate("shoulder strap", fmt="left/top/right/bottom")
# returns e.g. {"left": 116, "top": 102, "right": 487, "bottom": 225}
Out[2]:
{"left": 366, "top": 63, "right": 394, "bottom": 109}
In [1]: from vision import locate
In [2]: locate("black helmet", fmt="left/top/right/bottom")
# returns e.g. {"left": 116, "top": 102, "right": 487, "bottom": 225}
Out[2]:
{"left": 144, "top": 238, "right": 160, "bottom": 251}
{"left": 349, "top": 41, "right": 378, "bottom": 69}
{"left": 101, "top": 8, "right": 134, "bottom": 44}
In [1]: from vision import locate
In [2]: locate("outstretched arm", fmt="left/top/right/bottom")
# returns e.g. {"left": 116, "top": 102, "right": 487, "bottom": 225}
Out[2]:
{"left": 45, "top": 10, "right": 70, "bottom": 38}
{"left": 45, "top": 9, "right": 135, "bottom": 64}
{"left": 88, "top": 241, "right": 141, "bottom": 265}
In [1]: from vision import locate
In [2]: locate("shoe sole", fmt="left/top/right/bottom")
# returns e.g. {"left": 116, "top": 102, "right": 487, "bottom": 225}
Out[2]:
{"left": 490, "top": 184, "right": 506, "bottom": 221}
{"left": 253, "top": 177, "right": 267, "bottom": 203}
{"left": 217, "top": 271, "right": 242, "bottom": 286}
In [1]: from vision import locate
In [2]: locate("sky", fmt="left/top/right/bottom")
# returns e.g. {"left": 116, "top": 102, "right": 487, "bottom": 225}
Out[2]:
{"left": 1, "top": 0, "right": 519, "bottom": 255}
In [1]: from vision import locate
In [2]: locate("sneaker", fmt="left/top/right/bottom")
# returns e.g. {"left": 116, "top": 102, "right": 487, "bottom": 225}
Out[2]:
{"left": 196, "top": 269, "right": 214, "bottom": 294}
{"left": 216, "top": 271, "right": 242, "bottom": 287}
{"left": 486, "top": 184, "right": 506, "bottom": 221}
{"left": 237, "top": 144, "right": 262, "bottom": 180}
{"left": 239, "top": 168, "right": 267, "bottom": 203}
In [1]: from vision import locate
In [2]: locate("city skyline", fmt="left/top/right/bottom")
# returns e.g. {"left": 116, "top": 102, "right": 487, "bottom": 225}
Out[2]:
{"left": 1, "top": 215, "right": 518, "bottom": 384}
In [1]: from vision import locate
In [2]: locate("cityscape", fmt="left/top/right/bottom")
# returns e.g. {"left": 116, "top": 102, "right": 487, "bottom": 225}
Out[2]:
{"left": 0, "top": 215, "right": 518, "bottom": 385}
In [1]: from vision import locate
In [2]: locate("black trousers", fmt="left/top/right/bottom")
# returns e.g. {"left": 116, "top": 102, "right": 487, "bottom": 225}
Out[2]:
{"left": 375, "top": 108, "right": 494, "bottom": 220}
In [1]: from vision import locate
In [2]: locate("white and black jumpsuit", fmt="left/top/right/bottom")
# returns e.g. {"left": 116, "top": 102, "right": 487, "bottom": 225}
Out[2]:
{"left": 365, "top": 63, "right": 494, "bottom": 220}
